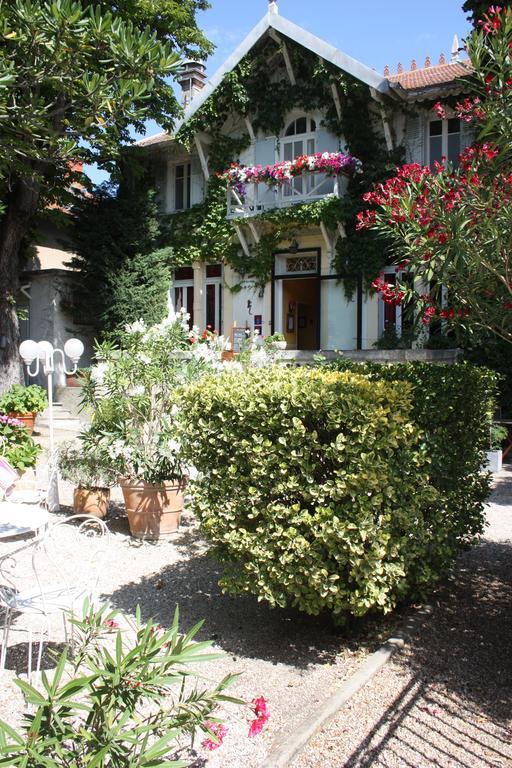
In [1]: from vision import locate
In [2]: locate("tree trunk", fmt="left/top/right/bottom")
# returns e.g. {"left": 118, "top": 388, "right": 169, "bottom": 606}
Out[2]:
{"left": 0, "top": 174, "right": 40, "bottom": 393}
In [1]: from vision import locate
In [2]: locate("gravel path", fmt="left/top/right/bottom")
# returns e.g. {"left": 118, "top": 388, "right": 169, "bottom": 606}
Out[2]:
{"left": 0, "top": 473, "right": 398, "bottom": 767}
{"left": 290, "top": 465, "right": 512, "bottom": 768}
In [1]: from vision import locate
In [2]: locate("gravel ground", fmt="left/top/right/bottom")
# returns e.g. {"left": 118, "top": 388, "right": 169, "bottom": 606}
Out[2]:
{"left": 2, "top": 450, "right": 511, "bottom": 767}
{"left": 290, "top": 465, "right": 512, "bottom": 768}
{"left": 0, "top": 466, "right": 399, "bottom": 767}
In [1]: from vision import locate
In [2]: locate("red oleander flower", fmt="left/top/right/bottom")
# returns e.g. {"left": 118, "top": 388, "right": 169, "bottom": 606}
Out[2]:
{"left": 201, "top": 721, "right": 228, "bottom": 751}
{"left": 103, "top": 619, "right": 119, "bottom": 630}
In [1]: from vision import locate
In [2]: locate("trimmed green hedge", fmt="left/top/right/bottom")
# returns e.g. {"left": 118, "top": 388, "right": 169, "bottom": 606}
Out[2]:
{"left": 327, "top": 360, "right": 497, "bottom": 579}
{"left": 181, "top": 368, "right": 438, "bottom": 620}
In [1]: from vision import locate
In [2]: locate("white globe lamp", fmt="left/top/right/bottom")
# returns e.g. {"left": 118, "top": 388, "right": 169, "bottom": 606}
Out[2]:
{"left": 64, "top": 338, "right": 84, "bottom": 365}
{"left": 19, "top": 339, "right": 39, "bottom": 365}
{"left": 37, "top": 340, "right": 54, "bottom": 361}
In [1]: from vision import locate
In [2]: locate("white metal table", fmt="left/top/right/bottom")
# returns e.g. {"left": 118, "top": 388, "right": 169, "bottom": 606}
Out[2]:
{"left": 0, "top": 502, "right": 49, "bottom": 540}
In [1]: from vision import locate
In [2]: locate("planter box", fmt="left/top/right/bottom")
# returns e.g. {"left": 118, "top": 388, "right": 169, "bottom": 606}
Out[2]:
{"left": 485, "top": 450, "right": 503, "bottom": 473}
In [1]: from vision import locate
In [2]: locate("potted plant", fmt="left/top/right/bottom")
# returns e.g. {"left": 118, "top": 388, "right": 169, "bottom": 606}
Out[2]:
{"left": 81, "top": 312, "right": 211, "bottom": 539}
{"left": 58, "top": 440, "right": 116, "bottom": 519}
{"left": 264, "top": 332, "right": 287, "bottom": 351}
{"left": 0, "top": 384, "right": 48, "bottom": 435}
{"left": 0, "top": 414, "right": 42, "bottom": 478}
{"left": 486, "top": 423, "right": 508, "bottom": 473}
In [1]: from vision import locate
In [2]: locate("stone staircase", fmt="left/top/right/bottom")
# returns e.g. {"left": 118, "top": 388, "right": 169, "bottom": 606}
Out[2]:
{"left": 34, "top": 386, "right": 90, "bottom": 442}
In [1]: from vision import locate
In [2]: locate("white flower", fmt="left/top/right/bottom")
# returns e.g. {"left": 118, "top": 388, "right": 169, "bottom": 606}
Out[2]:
{"left": 128, "top": 385, "right": 145, "bottom": 396}
{"left": 91, "top": 362, "right": 108, "bottom": 384}
{"left": 138, "top": 354, "right": 151, "bottom": 365}
{"left": 125, "top": 319, "right": 146, "bottom": 334}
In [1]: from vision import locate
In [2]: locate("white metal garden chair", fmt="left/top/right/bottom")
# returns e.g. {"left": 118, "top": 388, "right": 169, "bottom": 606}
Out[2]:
{"left": 0, "top": 515, "right": 109, "bottom": 682}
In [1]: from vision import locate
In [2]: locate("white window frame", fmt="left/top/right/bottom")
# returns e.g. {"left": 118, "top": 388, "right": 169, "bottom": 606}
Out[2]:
{"left": 378, "top": 270, "right": 404, "bottom": 337}
{"left": 427, "top": 117, "right": 461, "bottom": 167}
{"left": 172, "top": 275, "right": 194, "bottom": 321}
{"left": 205, "top": 267, "right": 223, "bottom": 333}
{"left": 172, "top": 161, "right": 192, "bottom": 211}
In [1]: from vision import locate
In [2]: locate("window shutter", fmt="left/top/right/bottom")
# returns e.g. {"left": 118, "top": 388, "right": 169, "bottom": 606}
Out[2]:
{"left": 190, "top": 156, "right": 204, "bottom": 206}
{"left": 254, "top": 137, "right": 277, "bottom": 210}
{"left": 405, "top": 114, "right": 425, "bottom": 164}
{"left": 316, "top": 128, "right": 340, "bottom": 154}
{"left": 460, "top": 120, "right": 475, "bottom": 152}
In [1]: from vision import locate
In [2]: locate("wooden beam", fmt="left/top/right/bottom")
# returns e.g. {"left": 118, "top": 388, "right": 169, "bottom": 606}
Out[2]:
{"left": 331, "top": 82, "right": 343, "bottom": 121}
{"left": 248, "top": 221, "right": 260, "bottom": 243}
{"left": 269, "top": 29, "right": 296, "bottom": 85}
{"left": 244, "top": 117, "right": 256, "bottom": 142}
{"left": 320, "top": 221, "right": 333, "bottom": 254}
{"left": 234, "top": 225, "right": 251, "bottom": 258}
{"left": 194, "top": 135, "right": 210, "bottom": 180}
{"left": 370, "top": 87, "right": 394, "bottom": 151}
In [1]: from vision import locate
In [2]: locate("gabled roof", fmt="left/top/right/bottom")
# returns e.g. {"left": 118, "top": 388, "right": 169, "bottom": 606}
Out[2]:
{"left": 138, "top": 7, "right": 389, "bottom": 148}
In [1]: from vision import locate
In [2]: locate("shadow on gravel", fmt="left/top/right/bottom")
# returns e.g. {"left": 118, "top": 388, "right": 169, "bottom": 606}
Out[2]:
{"left": 343, "top": 539, "right": 512, "bottom": 767}
{"left": 2, "top": 641, "right": 67, "bottom": 676}
{"left": 104, "top": 523, "right": 398, "bottom": 669}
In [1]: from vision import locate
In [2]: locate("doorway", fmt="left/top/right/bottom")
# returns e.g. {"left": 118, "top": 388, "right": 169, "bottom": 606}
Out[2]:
{"left": 282, "top": 278, "right": 320, "bottom": 350}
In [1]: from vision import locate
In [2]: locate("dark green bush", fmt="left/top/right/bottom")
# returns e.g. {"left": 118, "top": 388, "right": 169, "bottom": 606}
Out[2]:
{"left": 328, "top": 360, "right": 497, "bottom": 573}
{"left": 181, "top": 367, "right": 438, "bottom": 621}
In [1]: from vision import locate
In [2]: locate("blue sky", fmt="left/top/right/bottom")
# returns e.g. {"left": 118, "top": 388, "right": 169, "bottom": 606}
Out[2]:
{"left": 86, "top": 0, "right": 472, "bottom": 184}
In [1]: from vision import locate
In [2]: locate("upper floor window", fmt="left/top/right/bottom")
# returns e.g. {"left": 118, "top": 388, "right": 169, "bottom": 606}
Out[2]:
{"left": 174, "top": 162, "right": 191, "bottom": 210}
{"left": 429, "top": 118, "right": 461, "bottom": 168}
{"left": 282, "top": 116, "right": 317, "bottom": 198}
{"left": 285, "top": 116, "right": 316, "bottom": 136}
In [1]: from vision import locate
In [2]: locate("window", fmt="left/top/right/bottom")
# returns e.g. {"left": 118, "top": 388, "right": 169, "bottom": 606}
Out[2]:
{"left": 173, "top": 267, "right": 194, "bottom": 328}
{"left": 174, "top": 163, "right": 191, "bottom": 210}
{"left": 285, "top": 116, "right": 316, "bottom": 136}
{"left": 205, "top": 264, "right": 223, "bottom": 332}
{"left": 429, "top": 118, "right": 461, "bottom": 167}
{"left": 282, "top": 116, "right": 317, "bottom": 198}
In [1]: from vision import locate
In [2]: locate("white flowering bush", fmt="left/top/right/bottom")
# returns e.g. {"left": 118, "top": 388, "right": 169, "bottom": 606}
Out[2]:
{"left": 80, "top": 313, "right": 282, "bottom": 484}
{"left": 81, "top": 311, "right": 217, "bottom": 485}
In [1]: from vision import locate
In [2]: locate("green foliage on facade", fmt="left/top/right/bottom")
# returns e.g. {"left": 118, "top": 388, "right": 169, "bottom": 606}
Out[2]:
{"left": 69, "top": 183, "right": 172, "bottom": 338}
{"left": 171, "top": 40, "right": 402, "bottom": 294}
{"left": 180, "top": 367, "right": 438, "bottom": 622}
{"left": 329, "top": 360, "right": 497, "bottom": 574}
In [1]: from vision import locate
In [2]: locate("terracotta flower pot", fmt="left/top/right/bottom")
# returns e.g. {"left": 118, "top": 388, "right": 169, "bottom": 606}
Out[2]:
{"left": 221, "top": 350, "right": 234, "bottom": 362}
{"left": 8, "top": 412, "right": 36, "bottom": 435}
{"left": 120, "top": 479, "right": 185, "bottom": 539}
{"left": 73, "top": 487, "right": 110, "bottom": 519}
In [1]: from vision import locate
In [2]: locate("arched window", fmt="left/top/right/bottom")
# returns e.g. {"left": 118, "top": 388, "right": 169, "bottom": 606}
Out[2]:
{"left": 282, "top": 116, "right": 317, "bottom": 198}
{"left": 284, "top": 116, "right": 316, "bottom": 136}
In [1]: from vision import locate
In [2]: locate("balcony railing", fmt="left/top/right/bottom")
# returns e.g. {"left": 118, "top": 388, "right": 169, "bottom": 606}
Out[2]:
{"left": 226, "top": 173, "right": 344, "bottom": 220}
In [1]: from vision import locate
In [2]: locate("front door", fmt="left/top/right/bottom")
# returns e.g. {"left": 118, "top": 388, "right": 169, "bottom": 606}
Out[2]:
{"left": 281, "top": 278, "right": 320, "bottom": 351}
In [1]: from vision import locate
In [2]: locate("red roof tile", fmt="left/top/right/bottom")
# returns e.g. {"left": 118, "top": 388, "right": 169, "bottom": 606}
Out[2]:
{"left": 388, "top": 60, "right": 473, "bottom": 91}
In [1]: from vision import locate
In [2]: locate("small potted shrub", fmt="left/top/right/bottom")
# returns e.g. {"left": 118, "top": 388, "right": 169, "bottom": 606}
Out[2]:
{"left": 0, "top": 414, "right": 42, "bottom": 483}
{"left": 59, "top": 440, "right": 116, "bottom": 519}
{"left": 486, "top": 423, "right": 507, "bottom": 473}
{"left": 264, "top": 332, "right": 287, "bottom": 351}
{"left": 0, "top": 384, "right": 48, "bottom": 435}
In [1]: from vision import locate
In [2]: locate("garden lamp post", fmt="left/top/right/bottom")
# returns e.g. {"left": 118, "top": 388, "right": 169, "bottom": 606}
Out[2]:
{"left": 19, "top": 338, "right": 84, "bottom": 510}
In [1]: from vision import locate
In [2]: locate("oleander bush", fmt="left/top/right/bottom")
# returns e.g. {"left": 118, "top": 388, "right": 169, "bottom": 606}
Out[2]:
{"left": 327, "top": 360, "right": 497, "bottom": 575}
{"left": 180, "top": 367, "right": 438, "bottom": 621}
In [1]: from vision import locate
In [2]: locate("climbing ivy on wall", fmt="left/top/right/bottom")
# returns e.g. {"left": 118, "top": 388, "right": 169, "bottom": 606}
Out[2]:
{"left": 167, "top": 36, "right": 404, "bottom": 295}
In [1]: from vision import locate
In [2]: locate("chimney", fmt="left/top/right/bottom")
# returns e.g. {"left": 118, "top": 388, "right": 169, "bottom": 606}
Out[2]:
{"left": 439, "top": 53, "right": 446, "bottom": 65}
{"left": 268, "top": 0, "right": 278, "bottom": 14}
{"left": 384, "top": 64, "right": 390, "bottom": 76}
{"left": 424, "top": 55, "right": 431, "bottom": 68}
{"left": 410, "top": 59, "right": 417, "bottom": 70}
{"left": 177, "top": 60, "right": 206, "bottom": 108}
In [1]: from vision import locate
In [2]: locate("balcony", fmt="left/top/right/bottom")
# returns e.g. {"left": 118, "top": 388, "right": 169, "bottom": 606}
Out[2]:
{"left": 226, "top": 174, "right": 345, "bottom": 219}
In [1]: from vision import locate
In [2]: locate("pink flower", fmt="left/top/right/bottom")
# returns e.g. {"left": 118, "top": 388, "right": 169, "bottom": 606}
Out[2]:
{"left": 201, "top": 721, "right": 228, "bottom": 751}
{"left": 248, "top": 697, "right": 270, "bottom": 738}
{"left": 103, "top": 619, "right": 119, "bottom": 630}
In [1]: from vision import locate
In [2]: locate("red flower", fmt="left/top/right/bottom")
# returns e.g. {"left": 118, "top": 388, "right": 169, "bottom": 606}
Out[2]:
{"left": 202, "top": 721, "right": 228, "bottom": 751}
{"left": 103, "top": 619, "right": 119, "bottom": 630}
{"left": 433, "top": 102, "right": 446, "bottom": 119}
{"left": 248, "top": 696, "right": 270, "bottom": 738}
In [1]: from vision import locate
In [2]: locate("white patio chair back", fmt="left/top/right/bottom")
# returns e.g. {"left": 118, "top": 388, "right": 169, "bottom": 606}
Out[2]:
{"left": 31, "top": 515, "right": 110, "bottom": 615}
{"left": 0, "top": 516, "right": 110, "bottom": 680}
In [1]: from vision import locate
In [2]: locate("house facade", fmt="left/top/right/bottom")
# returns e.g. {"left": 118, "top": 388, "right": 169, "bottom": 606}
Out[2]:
{"left": 139, "top": 0, "right": 475, "bottom": 352}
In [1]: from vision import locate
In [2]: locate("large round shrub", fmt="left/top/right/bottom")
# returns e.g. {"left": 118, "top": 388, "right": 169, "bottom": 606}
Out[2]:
{"left": 180, "top": 367, "right": 436, "bottom": 621}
